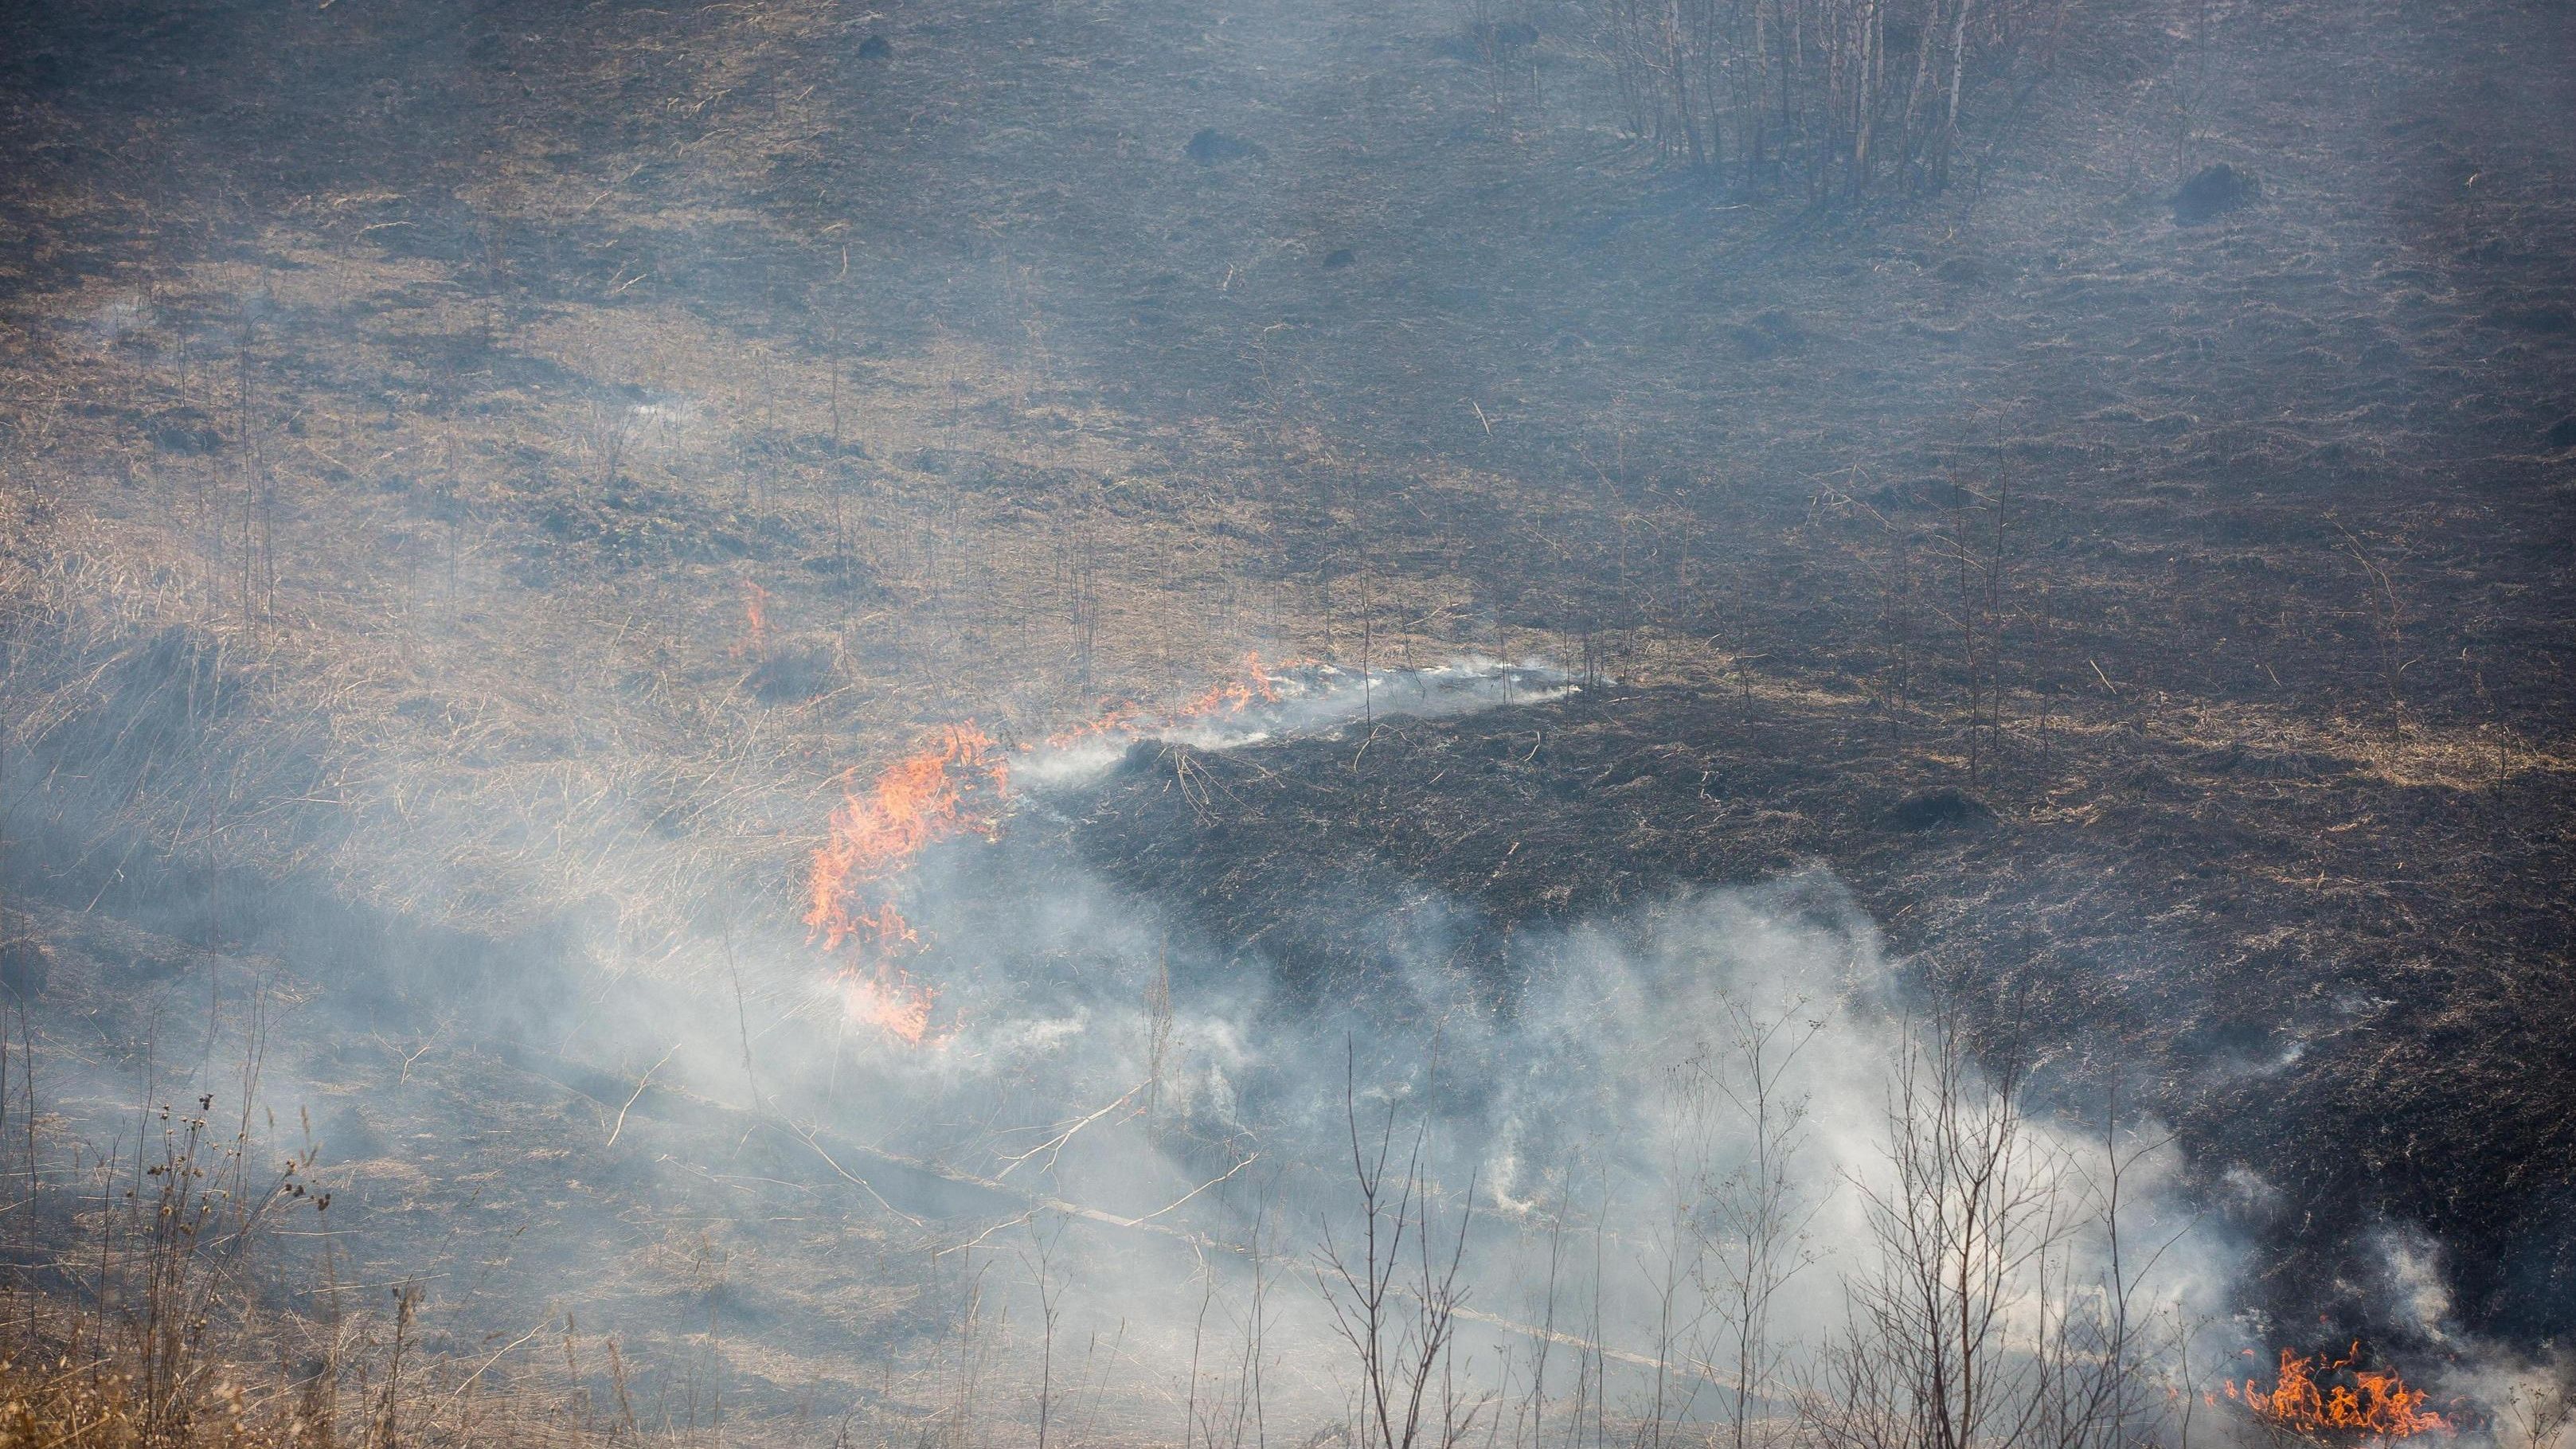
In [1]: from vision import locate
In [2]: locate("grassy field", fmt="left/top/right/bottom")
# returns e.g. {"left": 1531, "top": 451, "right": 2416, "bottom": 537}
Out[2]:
{"left": 2, "top": 0, "right": 2573, "bottom": 1439}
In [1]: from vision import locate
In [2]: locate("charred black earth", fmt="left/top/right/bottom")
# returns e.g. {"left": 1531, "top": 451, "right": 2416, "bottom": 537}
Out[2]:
{"left": 1059, "top": 684, "right": 2576, "bottom": 1347}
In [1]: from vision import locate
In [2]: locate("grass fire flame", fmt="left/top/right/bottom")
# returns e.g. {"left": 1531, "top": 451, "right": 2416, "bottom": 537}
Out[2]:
{"left": 1041, "top": 652, "right": 1284, "bottom": 750}
{"left": 2222, "top": 1344, "right": 2453, "bottom": 1440}
{"left": 804, "top": 724, "right": 1007, "bottom": 1045}
{"left": 801, "top": 655, "right": 1286, "bottom": 1043}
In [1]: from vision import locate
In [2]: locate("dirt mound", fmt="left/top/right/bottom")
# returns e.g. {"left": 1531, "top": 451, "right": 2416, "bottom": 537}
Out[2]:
{"left": 1884, "top": 787, "right": 1996, "bottom": 830}
{"left": 2173, "top": 162, "right": 2257, "bottom": 223}
{"left": 1185, "top": 128, "right": 1261, "bottom": 164}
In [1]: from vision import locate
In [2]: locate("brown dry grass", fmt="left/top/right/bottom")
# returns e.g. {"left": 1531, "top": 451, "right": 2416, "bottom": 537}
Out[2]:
{"left": 1, "top": 0, "right": 2573, "bottom": 1425}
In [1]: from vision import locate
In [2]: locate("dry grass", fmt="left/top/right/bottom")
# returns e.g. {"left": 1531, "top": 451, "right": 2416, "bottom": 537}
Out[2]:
{"left": 1, "top": 0, "right": 2573, "bottom": 1427}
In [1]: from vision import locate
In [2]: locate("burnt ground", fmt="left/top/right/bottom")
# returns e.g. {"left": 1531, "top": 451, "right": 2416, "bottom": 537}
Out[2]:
{"left": 1062, "top": 684, "right": 2576, "bottom": 1345}
{"left": 2, "top": 0, "right": 2575, "bottom": 1413}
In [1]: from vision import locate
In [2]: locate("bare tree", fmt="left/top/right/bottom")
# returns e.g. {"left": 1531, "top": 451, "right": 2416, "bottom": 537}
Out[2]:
{"left": 1808, "top": 1008, "right": 2174, "bottom": 1449}
{"left": 2022, "top": 1088, "right": 2182, "bottom": 1449}
{"left": 1808, "top": 1006, "right": 2059, "bottom": 1449}
{"left": 1315, "top": 1045, "right": 1487, "bottom": 1449}
{"left": 1703, "top": 996, "right": 1825, "bottom": 1449}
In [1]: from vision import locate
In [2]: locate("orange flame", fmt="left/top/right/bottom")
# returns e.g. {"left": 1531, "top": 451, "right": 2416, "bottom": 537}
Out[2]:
{"left": 804, "top": 723, "right": 1009, "bottom": 944}
{"left": 837, "top": 904, "right": 937, "bottom": 1044}
{"left": 804, "top": 725, "right": 1007, "bottom": 1044}
{"left": 2225, "top": 1345, "right": 2452, "bottom": 1439}
{"left": 802, "top": 660, "right": 1294, "bottom": 1045}
{"left": 1172, "top": 652, "right": 1284, "bottom": 718}
{"left": 731, "top": 579, "right": 772, "bottom": 661}
{"left": 1040, "top": 654, "right": 1287, "bottom": 751}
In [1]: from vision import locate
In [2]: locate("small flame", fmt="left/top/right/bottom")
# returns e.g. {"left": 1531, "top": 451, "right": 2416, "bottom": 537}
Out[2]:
{"left": 1171, "top": 652, "right": 1284, "bottom": 719}
{"left": 731, "top": 579, "right": 772, "bottom": 662}
{"left": 1040, "top": 653, "right": 1287, "bottom": 751}
{"left": 837, "top": 905, "right": 937, "bottom": 1045}
{"left": 2225, "top": 1344, "right": 2452, "bottom": 1439}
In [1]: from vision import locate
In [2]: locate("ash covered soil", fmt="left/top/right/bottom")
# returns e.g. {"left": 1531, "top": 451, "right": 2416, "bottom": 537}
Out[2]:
{"left": 2, "top": 0, "right": 2575, "bottom": 1403}
{"left": 1061, "top": 682, "right": 2576, "bottom": 1343}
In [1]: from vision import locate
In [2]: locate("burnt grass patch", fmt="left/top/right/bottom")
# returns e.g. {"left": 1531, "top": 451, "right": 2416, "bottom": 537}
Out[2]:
{"left": 1065, "top": 683, "right": 2576, "bottom": 1345}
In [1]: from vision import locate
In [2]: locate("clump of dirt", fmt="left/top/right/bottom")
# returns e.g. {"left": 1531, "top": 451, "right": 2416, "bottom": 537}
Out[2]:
{"left": 1185, "top": 128, "right": 1261, "bottom": 164}
{"left": 1884, "top": 787, "right": 1996, "bottom": 830}
{"left": 743, "top": 641, "right": 840, "bottom": 703}
{"left": 2173, "top": 162, "right": 2257, "bottom": 223}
